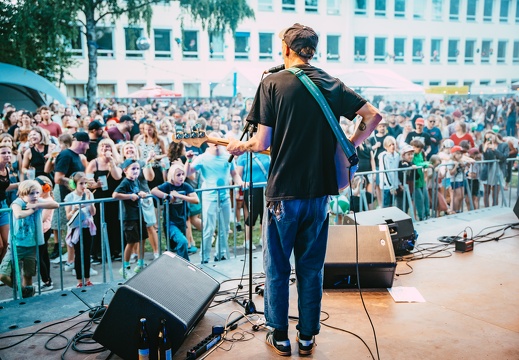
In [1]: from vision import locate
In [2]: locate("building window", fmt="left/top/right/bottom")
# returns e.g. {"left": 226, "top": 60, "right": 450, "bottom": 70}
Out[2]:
{"left": 95, "top": 27, "right": 114, "bottom": 58}
{"left": 495, "top": 79, "right": 506, "bottom": 84}
{"left": 429, "top": 81, "right": 441, "bottom": 86}
{"left": 394, "top": 38, "right": 405, "bottom": 62}
{"left": 394, "top": 0, "right": 406, "bottom": 17}
{"left": 412, "top": 38, "right": 424, "bottom": 62}
{"left": 464, "top": 39, "right": 475, "bottom": 63}
{"left": 432, "top": 0, "right": 443, "bottom": 20}
{"left": 127, "top": 83, "right": 145, "bottom": 94}
{"left": 449, "top": 0, "right": 460, "bottom": 20}
{"left": 448, "top": 39, "right": 459, "bottom": 62}
{"left": 305, "top": 0, "right": 319, "bottom": 13}
{"left": 463, "top": 80, "right": 473, "bottom": 87}
{"left": 355, "top": 0, "right": 367, "bottom": 15}
{"left": 66, "top": 26, "right": 84, "bottom": 57}
{"left": 481, "top": 40, "right": 492, "bottom": 63}
{"left": 431, "top": 39, "right": 441, "bottom": 62}
{"left": 516, "top": 0, "right": 519, "bottom": 22}
{"left": 124, "top": 27, "right": 144, "bottom": 59}
{"left": 374, "top": 37, "right": 387, "bottom": 62}
{"left": 499, "top": 0, "right": 510, "bottom": 22}
{"left": 497, "top": 40, "right": 507, "bottom": 63}
{"left": 413, "top": 0, "right": 426, "bottom": 19}
{"left": 466, "top": 0, "right": 477, "bottom": 21}
{"left": 209, "top": 31, "right": 225, "bottom": 59}
{"left": 97, "top": 84, "right": 116, "bottom": 97}
{"left": 259, "top": 33, "right": 273, "bottom": 60}
{"left": 258, "top": 0, "right": 273, "bottom": 11}
{"left": 66, "top": 84, "right": 86, "bottom": 98}
{"left": 327, "top": 0, "right": 340, "bottom": 14}
{"left": 354, "top": 36, "right": 367, "bottom": 62}
{"left": 446, "top": 81, "right": 458, "bottom": 86}
{"left": 182, "top": 30, "right": 198, "bottom": 59}
{"left": 282, "top": 0, "right": 296, "bottom": 11}
{"left": 154, "top": 29, "right": 171, "bottom": 59}
{"left": 327, "top": 35, "right": 340, "bottom": 60}
{"left": 483, "top": 0, "right": 493, "bottom": 21}
{"left": 156, "top": 83, "right": 174, "bottom": 90}
{"left": 235, "top": 32, "right": 250, "bottom": 60}
{"left": 183, "top": 83, "right": 200, "bottom": 98}
{"left": 513, "top": 41, "right": 519, "bottom": 63}
{"left": 375, "top": 0, "right": 386, "bottom": 16}
{"left": 479, "top": 80, "right": 490, "bottom": 85}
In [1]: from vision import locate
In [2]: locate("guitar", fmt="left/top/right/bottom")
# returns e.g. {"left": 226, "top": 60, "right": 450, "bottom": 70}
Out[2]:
{"left": 171, "top": 130, "right": 270, "bottom": 155}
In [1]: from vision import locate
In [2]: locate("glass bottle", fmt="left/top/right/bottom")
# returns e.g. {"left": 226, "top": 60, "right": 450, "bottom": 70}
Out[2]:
{"left": 158, "top": 318, "right": 172, "bottom": 360}
{"left": 138, "top": 318, "right": 150, "bottom": 360}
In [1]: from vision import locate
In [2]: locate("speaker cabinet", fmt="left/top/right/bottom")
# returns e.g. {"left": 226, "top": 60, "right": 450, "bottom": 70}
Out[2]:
{"left": 93, "top": 252, "right": 220, "bottom": 360}
{"left": 324, "top": 225, "right": 396, "bottom": 289}
{"left": 514, "top": 197, "right": 519, "bottom": 219}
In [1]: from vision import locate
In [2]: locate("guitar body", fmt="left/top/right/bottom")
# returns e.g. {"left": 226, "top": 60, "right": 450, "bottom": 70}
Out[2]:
{"left": 335, "top": 141, "right": 358, "bottom": 192}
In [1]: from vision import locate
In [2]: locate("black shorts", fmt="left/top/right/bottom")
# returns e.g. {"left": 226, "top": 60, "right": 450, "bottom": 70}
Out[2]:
{"left": 243, "top": 187, "right": 265, "bottom": 227}
{"left": 123, "top": 220, "right": 148, "bottom": 244}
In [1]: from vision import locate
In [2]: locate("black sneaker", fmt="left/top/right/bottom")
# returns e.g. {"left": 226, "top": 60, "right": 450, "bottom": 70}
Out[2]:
{"left": 236, "top": 223, "right": 243, "bottom": 232}
{"left": 296, "top": 332, "right": 316, "bottom": 356}
{"left": 266, "top": 330, "right": 291, "bottom": 356}
{"left": 214, "top": 256, "right": 227, "bottom": 262}
{"left": 22, "top": 286, "right": 35, "bottom": 298}
{"left": 91, "top": 257, "right": 101, "bottom": 265}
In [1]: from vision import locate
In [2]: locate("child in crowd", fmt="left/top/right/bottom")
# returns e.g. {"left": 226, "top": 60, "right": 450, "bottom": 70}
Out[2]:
{"left": 410, "top": 139, "right": 430, "bottom": 220}
{"left": 64, "top": 172, "right": 96, "bottom": 288}
{"left": 447, "top": 146, "right": 467, "bottom": 213}
{"left": 113, "top": 159, "right": 149, "bottom": 278}
{"left": 0, "top": 180, "right": 58, "bottom": 298}
{"left": 428, "top": 155, "right": 450, "bottom": 216}
{"left": 151, "top": 163, "right": 199, "bottom": 261}
{"left": 36, "top": 176, "right": 55, "bottom": 291}
{"left": 467, "top": 148, "right": 482, "bottom": 210}
{"left": 378, "top": 136, "right": 400, "bottom": 208}
{"left": 396, "top": 144, "right": 415, "bottom": 213}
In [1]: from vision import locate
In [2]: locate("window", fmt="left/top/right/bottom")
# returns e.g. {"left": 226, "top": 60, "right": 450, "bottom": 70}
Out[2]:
{"left": 124, "top": 27, "right": 144, "bottom": 59}
{"left": 354, "top": 36, "right": 367, "bottom": 61}
{"left": 127, "top": 83, "right": 145, "bottom": 94}
{"left": 209, "top": 31, "right": 225, "bottom": 59}
{"left": 413, "top": 0, "right": 426, "bottom": 19}
{"left": 464, "top": 39, "right": 475, "bottom": 63}
{"left": 394, "top": 38, "right": 405, "bottom": 62}
{"left": 259, "top": 33, "right": 273, "bottom": 60}
{"left": 95, "top": 27, "right": 114, "bottom": 57}
{"left": 375, "top": 0, "right": 386, "bottom": 16}
{"left": 500, "top": 0, "right": 510, "bottom": 22}
{"left": 495, "top": 79, "right": 506, "bottom": 84}
{"left": 374, "top": 37, "right": 387, "bottom": 62}
{"left": 481, "top": 40, "right": 492, "bottom": 63}
{"left": 463, "top": 81, "right": 473, "bottom": 87}
{"left": 97, "top": 84, "right": 116, "bottom": 97}
{"left": 235, "top": 32, "right": 250, "bottom": 60}
{"left": 305, "top": 0, "right": 319, "bottom": 13}
{"left": 448, "top": 39, "right": 459, "bottom": 62}
{"left": 355, "top": 0, "right": 367, "bottom": 15}
{"left": 513, "top": 41, "right": 519, "bottom": 63}
{"left": 432, "top": 0, "right": 443, "bottom": 20}
{"left": 497, "top": 40, "right": 507, "bottom": 63}
{"left": 66, "top": 84, "right": 86, "bottom": 98}
{"left": 258, "top": 0, "right": 273, "bottom": 11}
{"left": 412, "top": 38, "right": 424, "bottom": 62}
{"left": 154, "top": 29, "right": 171, "bottom": 59}
{"left": 479, "top": 80, "right": 490, "bottom": 85}
{"left": 327, "top": 0, "right": 341, "bottom": 14}
{"left": 429, "top": 81, "right": 441, "bottom": 86}
{"left": 467, "top": 0, "right": 477, "bottom": 21}
{"left": 446, "top": 81, "right": 458, "bottom": 86}
{"left": 449, "top": 0, "right": 460, "bottom": 20}
{"left": 183, "top": 83, "right": 200, "bottom": 98}
{"left": 413, "top": 80, "right": 424, "bottom": 85}
{"left": 156, "top": 83, "right": 174, "bottom": 90}
{"left": 327, "top": 35, "right": 340, "bottom": 60}
{"left": 282, "top": 0, "right": 296, "bottom": 11}
{"left": 516, "top": 0, "right": 519, "bottom": 22}
{"left": 394, "top": 0, "right": 406, "bottom": 17}
{"left": 431, "top": 39, "right": 441, "bottom": 62}
{"left": 66, "top": 26, "right": 83, "bottom": 57}
{"left": 483, "top": 0, "right": 493, "bottom": 21}
{"left": 182, "top": 30, "right": 198, "bottom": 59}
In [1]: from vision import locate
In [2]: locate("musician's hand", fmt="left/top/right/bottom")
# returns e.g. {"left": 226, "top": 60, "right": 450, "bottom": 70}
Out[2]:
{"left": 227, "top": 138, "right": 246, "bottom": 157}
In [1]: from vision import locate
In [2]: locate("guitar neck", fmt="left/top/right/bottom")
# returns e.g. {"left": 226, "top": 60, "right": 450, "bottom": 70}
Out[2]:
{"left": 205, "top": 137, "right": 270, "bottom": 155}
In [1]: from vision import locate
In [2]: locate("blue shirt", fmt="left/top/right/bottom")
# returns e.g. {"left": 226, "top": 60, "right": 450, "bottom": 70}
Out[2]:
{"left": 191, "top": 152, "right": 235, "bottom": 202}
{"left": 11, "top": 198, "right": 44, "bottom": 247}
{"left": 236, "top": 153, "right": 270, "bottom": 184}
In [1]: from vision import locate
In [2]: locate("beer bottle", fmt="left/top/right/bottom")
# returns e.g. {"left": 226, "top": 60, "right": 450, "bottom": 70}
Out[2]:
{"left": 158, "top": 319, "right": 172, "bottom": 360}
{"left": 138, "top": 318, "right": 150, "bottom": 360}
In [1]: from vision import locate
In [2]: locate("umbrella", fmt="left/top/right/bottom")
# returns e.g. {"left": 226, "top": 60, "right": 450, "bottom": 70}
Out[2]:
{"left": 127, "top": 85, "right": 182, "bottom": 98}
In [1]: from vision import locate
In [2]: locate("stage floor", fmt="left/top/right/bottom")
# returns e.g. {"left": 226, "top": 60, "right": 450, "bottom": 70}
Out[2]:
{"left": 1, "top": 206, "right": 518, "bottom": 360}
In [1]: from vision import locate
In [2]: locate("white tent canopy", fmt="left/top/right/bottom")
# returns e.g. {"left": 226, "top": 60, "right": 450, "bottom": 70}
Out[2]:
{"left": 212, "top": 71, "right": 259, "bottom": 98}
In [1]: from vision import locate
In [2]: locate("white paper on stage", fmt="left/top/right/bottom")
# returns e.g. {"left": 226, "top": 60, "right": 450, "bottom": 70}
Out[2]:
{"left": 388, "top": 286, "right": 426, "bottom": 303}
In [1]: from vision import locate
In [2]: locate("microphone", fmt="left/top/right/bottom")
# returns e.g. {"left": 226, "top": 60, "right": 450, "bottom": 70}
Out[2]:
{"left": 264, "top": 64, "right": 285, "bottom": 74}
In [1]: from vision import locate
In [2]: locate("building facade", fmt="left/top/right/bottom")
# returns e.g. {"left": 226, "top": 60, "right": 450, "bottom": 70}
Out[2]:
{"left": 63, "top": 0, "right": 519, "bottom": 99}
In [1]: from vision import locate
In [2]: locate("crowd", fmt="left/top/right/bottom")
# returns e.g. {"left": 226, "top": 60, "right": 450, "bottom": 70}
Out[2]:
{"left": 0, "top": 93, "right": 517, "bottom": 297}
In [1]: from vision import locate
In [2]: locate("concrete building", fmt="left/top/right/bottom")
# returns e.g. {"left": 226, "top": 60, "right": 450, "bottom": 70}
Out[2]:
{"left": 63, "top": 0, "right": 519, "bottom": 99}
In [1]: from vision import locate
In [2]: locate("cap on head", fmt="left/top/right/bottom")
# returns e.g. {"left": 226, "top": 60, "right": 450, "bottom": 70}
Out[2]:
{"left": 450, "top": 145, "right": 463, "bottom": 154}
{"left": 88, "top": 120, "right": 104, "bottom": 131}
{"left": 399, "top": 144, "right": 414, "bottom": 155}
{"left": 415, "top": 118, "right": 425, "bottom": 125}
{"left": 279, "top": 23, "right": 318, "bottom": 58}
{"left": 442, "top": 139, "right": 455, "bottom": 148}
{"left": 72, "top": 131, "right": 90, "bottom": 143}
{"left": 452, "top": 110, "right": 462, "bottom": 118}
{"left": 121, "top": 158, "right": 138, "bottom": 170}
{"left": 119, "top": 115, "right": 134, "bottom": 123}
{"left": 492, "top": 125, "right": 500, "bottom": 133}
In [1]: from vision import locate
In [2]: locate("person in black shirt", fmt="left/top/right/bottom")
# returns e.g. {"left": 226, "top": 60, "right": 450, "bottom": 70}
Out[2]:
{"left": 227, "top": 23, "right": 381, "bottom": 357}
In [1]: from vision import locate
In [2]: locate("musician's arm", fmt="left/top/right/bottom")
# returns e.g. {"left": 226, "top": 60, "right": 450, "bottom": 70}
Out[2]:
{"left": 349, "top": 102, "right": 382, "bottom": 147}
{"left": 227, "top": 124, "right": 271, "bottom": 156}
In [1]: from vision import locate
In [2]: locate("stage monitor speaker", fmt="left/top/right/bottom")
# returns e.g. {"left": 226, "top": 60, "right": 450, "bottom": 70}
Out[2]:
{"left": 344, "top": 206, "right": 416, "bottom": 255}
{"left": 324, "top": 225, "right": 396, "bottom": 289}
{"left": 514, "top": 197, "right": 519, "bottom": 219}
{"left": 93, "top": 252, "right": 220, "bottom": 360}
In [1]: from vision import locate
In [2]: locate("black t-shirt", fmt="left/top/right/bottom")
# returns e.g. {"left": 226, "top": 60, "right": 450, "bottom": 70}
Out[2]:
{"left": 246, "top": 64, "right": 366, "bottom": 201}
{"left": 369, "top": 133, "right": 389, "bottom": 163}
{"left": 157, "top": 182, "right": 194, "bottom": 234}
{"left": 85, "top": 138, "right": 101, "bottom": 162}
{"left": 405, "top": 131, "right": 431, "bottom": 148}
{"left": 54, "top": 149, "right": 85, "bottom": 197}
{"left": 114, "top": 178, "right": 140, "bottom": 220}
{"left": 387, "top": 124, "right": 403, "bottom": 138}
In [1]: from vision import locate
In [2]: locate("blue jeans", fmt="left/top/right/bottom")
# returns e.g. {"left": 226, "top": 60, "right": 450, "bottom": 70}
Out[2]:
{"left": 166, "top": 223, "right": 190, "bottom": 261}
{"left": 414, "top": 186, "right": 429, "bottom": 220}
{"left": 263, "top": 196, "right": 329, "bottom": 336}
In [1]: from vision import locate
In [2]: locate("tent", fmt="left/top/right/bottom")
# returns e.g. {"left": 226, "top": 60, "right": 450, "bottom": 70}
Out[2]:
{"left": 0, "top": 62, "right": 67, "bottom": 111}
{"left": 211, "top": 71, "right": 259, "bottom": 98}
{"left": 127, "top": 85, "right": 182, "bottom": 98}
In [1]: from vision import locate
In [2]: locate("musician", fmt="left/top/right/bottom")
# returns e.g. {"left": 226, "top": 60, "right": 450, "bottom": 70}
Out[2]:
{"left": 227, "top": 23, "right": 381, "bottom": 356}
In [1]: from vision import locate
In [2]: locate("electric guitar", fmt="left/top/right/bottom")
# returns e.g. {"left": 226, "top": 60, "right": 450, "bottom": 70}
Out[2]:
{"left": 171, "top": 130, "right": 270, "bottom": 155}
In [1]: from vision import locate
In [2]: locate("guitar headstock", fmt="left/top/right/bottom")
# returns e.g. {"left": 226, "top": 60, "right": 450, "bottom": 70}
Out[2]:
{"left": 172, "top": 129, "right": 208, "bottom": 148}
